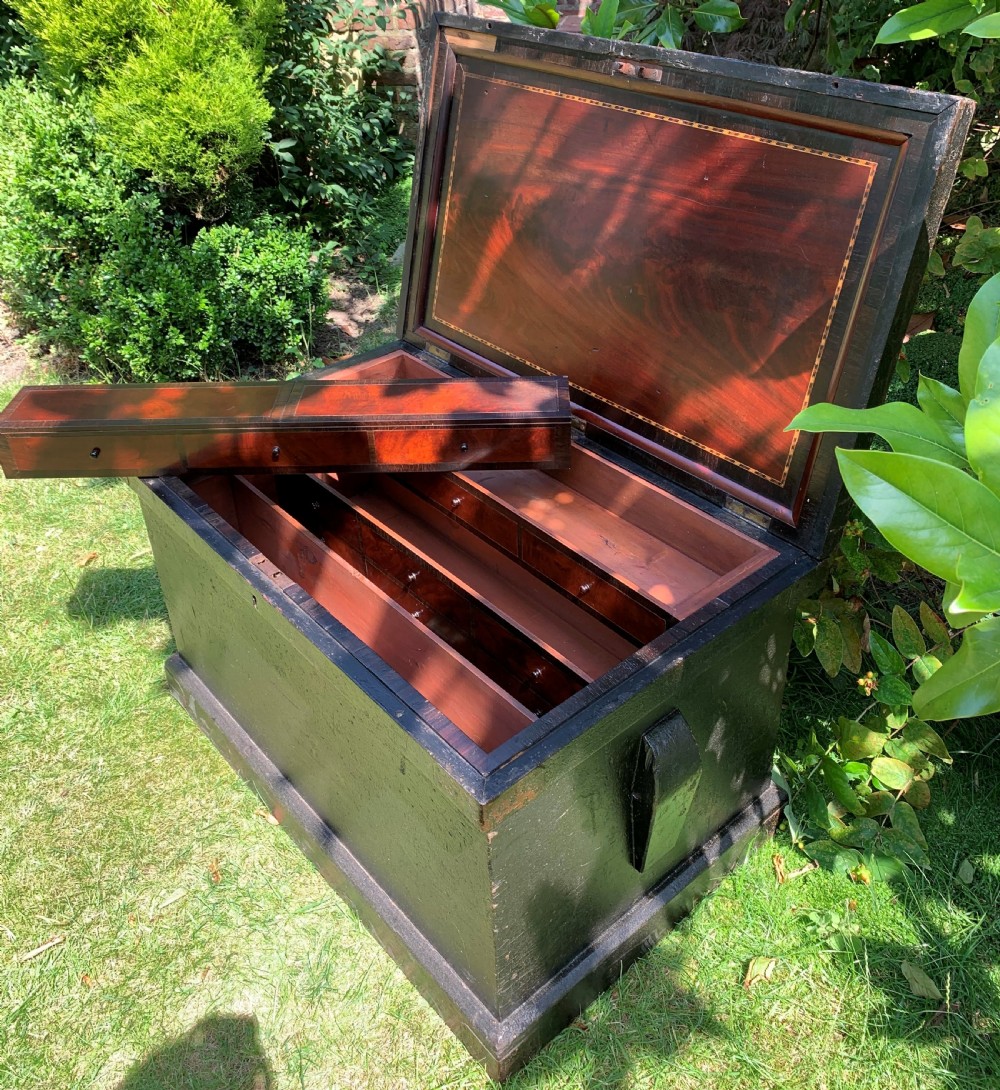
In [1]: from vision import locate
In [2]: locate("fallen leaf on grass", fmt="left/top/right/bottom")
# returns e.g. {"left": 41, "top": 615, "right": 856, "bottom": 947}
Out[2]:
{"left": 772, "top": 854, "right": 787, "bottom": 884}
{"left": 901, "top": 961, "right": 942, "bottom": 1000}
{"left": 150, "top": 889, "right": 187, "bottom": 919}
{"left": 743, "top": 957, "right": 776, "bottom": 989}
{"left": 209, "top": 860, "right": 222, "bottom": 884}
{"left": 255, "top": 806, "right": 280, "bottom": 826}
{"left": 76, "top": 551, "right": 99, "bottom": 567}
{"left": 957, "top": 858, "right": 975, "bottom": 885}
{"left": 20, "top": 934, "right": 65, "bottom": 962}
{"left": 785, "top": 860, "right": 819, "bottom": 881}
{"left": 81, "top": 973, "right": 94, "bottom": 988}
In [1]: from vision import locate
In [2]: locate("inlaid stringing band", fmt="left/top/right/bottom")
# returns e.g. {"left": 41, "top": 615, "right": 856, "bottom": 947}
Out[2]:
{"left": 430, "top": 67, "right": 880, "bottom": 488}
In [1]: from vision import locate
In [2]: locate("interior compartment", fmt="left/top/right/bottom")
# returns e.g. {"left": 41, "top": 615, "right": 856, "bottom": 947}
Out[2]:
{"left": 400, "top": 444, "right": 777, "bottom": 623}
{"left": 184, "top": 458, "right": 777, "bottom": 759}
{"left": 177, "top": 347, "right": 778, "bottom": 757}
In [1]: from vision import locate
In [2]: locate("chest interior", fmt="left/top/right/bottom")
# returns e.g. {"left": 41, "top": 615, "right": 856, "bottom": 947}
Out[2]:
{"left": 182, "top": 349, "right": 781, "bottom": 761}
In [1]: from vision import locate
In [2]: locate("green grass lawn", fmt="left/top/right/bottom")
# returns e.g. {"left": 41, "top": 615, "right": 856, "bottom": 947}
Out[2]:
{"left": 2, "top": 378, "right": 999, "bottom": 1089}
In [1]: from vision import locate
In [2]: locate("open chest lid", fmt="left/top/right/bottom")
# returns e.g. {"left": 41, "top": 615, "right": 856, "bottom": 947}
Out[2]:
{"left": 400, "top": 14, "right": 972, "bottom": 556}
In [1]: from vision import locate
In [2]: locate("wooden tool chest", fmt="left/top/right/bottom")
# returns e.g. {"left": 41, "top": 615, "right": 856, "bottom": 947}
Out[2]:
{"left": 129, "top": 14, "right": 971, "bottom": 1078}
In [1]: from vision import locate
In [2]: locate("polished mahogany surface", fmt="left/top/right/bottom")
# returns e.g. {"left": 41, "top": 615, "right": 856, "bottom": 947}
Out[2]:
{"left": 0, "top": 368, "right": 571, "bottom": 477}
{"left": 413, "top": 48, "right": 911, "bottom": 524}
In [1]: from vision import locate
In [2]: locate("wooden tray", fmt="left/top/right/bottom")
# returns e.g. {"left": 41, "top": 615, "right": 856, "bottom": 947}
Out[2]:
{"left": 0, "top": 365, "right": 570, "bottom": 478}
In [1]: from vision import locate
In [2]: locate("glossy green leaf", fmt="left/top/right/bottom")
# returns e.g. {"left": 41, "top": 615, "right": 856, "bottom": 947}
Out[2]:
{"left": 871, "top": 755, "right": 915, "bottom": 790}
{"left": 804, "top": 839, "right": 863, "bottom": 876}
{"left": 950, "top": 552, "right": 1000, "bottom": 617}
{"left": 815, "top": 613, "right": 846, "bottom": 677}
{"left": 892, "top": 605, "right": 926, "bottom": 659}
{"left": 692, "top": 0, "right": 746, "bottom": 32}
{"left": 942, "top": 581, "right": 992, "bottom": 629}
{"left": 965, "top": 11, "right": 1000, "bottom": 35}
{"left": 876, "top": 673, "right": 913, "bottom": 707}
{"left": 959, "top": 273, "right": 1000, "bottom": 402}
{"left": 917, "top": 374, "right": 966, "bottom": 449}
{"left": 875, "top": 0, "right": 979, "bottom": 43}
{"left": 822, "top": 757, "right": 866, "bottom": 816}
{"left": 788, "top": 401, "right": 967, "bottom": 467}
{"left": 581, "top": 0, "right": 617, "bottom": 35}
{"left": 912, "top": 653, "right": 943, "bottom": 685}
{"left": 902, "top": 719, "right": 953, "bottom": 762}
{"left": 835, "top": 449, "right": 1000, "bottom": 601}
{"left": 966, "top": 336, "right": 1000, "bottom": 496}
{"left": 839, "top": 717, "right": 887, "bottom": 761}
{"left": 913, "top": 616, "right": 1000, "bottom": 719}
{"left": 525, "top": 0, "right": 561, "bottom": 28}
{"left": 654, "top": 7, "right": 686, "bottom": 47}
{"left": 870, "top": 631, "right": 906, "bottom": 675}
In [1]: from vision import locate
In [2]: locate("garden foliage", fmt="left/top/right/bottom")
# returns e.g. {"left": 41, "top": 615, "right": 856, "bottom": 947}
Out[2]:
{"left": 778, "top": 272, "right": 1000, "bottom": 880}
{"left": 94, "top": 0, "right": 275, "bottom": 210}
{"left": 486, "top": 0, "right": 747, "bottom": 47}
{"left": 259, "top": 0, "right": 413, "bottom": 233}
{"left": 0, "top": 0, "right": 409, "bottom": 380}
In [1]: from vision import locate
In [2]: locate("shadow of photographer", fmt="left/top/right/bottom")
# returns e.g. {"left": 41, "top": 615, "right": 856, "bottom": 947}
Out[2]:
{"left": 115, "top": 1014, "right": 273, "bottom": 1090}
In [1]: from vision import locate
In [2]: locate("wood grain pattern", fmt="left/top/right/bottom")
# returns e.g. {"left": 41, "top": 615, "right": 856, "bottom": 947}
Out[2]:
{"left": 185, "top": 473, "right": 535, "bottom": 752}
{"left": 397, "top": 444, "right": 776, "bottom": 623}
{"left": 427, "top": 68, "right": 879, "bottom": 488}
{"left": 273, "top": 473, "right": 592, "bottom": 714}
{"left": 0, "top": 370, "right": 571, "bottom": 477}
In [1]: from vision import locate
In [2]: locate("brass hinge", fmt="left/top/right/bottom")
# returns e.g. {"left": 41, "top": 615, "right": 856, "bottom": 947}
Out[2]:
{"left": 724, "top": 496, "right": 771, "bottom": 530}
{"left": 425, "top": 343, "right": 451, "bottom": 364}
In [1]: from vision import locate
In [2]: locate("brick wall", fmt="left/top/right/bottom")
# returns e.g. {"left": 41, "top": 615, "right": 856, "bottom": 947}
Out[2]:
{"left": 369, "top": 1, "right": 587, "bottom": 97}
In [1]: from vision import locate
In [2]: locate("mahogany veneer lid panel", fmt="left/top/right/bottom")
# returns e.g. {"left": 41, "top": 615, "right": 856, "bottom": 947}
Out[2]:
{"left": 407, "top": 20, "right": 972, "bottom": 530}
{"left": 423, "top": 65, "right": 892, "bottom": 510}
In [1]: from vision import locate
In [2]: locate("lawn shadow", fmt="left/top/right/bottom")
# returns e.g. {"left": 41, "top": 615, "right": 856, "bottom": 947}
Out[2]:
{"left": 66, "top": 566, "right": 168, "bottom": 626}
{"left": 509, "top": 935, "right": 733, "bottom": 1088}
{"left": 115, "top": 1013, "right": 273, "bottom": 1090}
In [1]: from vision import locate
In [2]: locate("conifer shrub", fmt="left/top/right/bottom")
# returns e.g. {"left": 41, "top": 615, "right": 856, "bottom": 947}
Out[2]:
{"left": 15, "top": 0, "right": 155, "bottom": 84}
{"left": 94, "top": 0, "right": 273, "bottom": 211}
